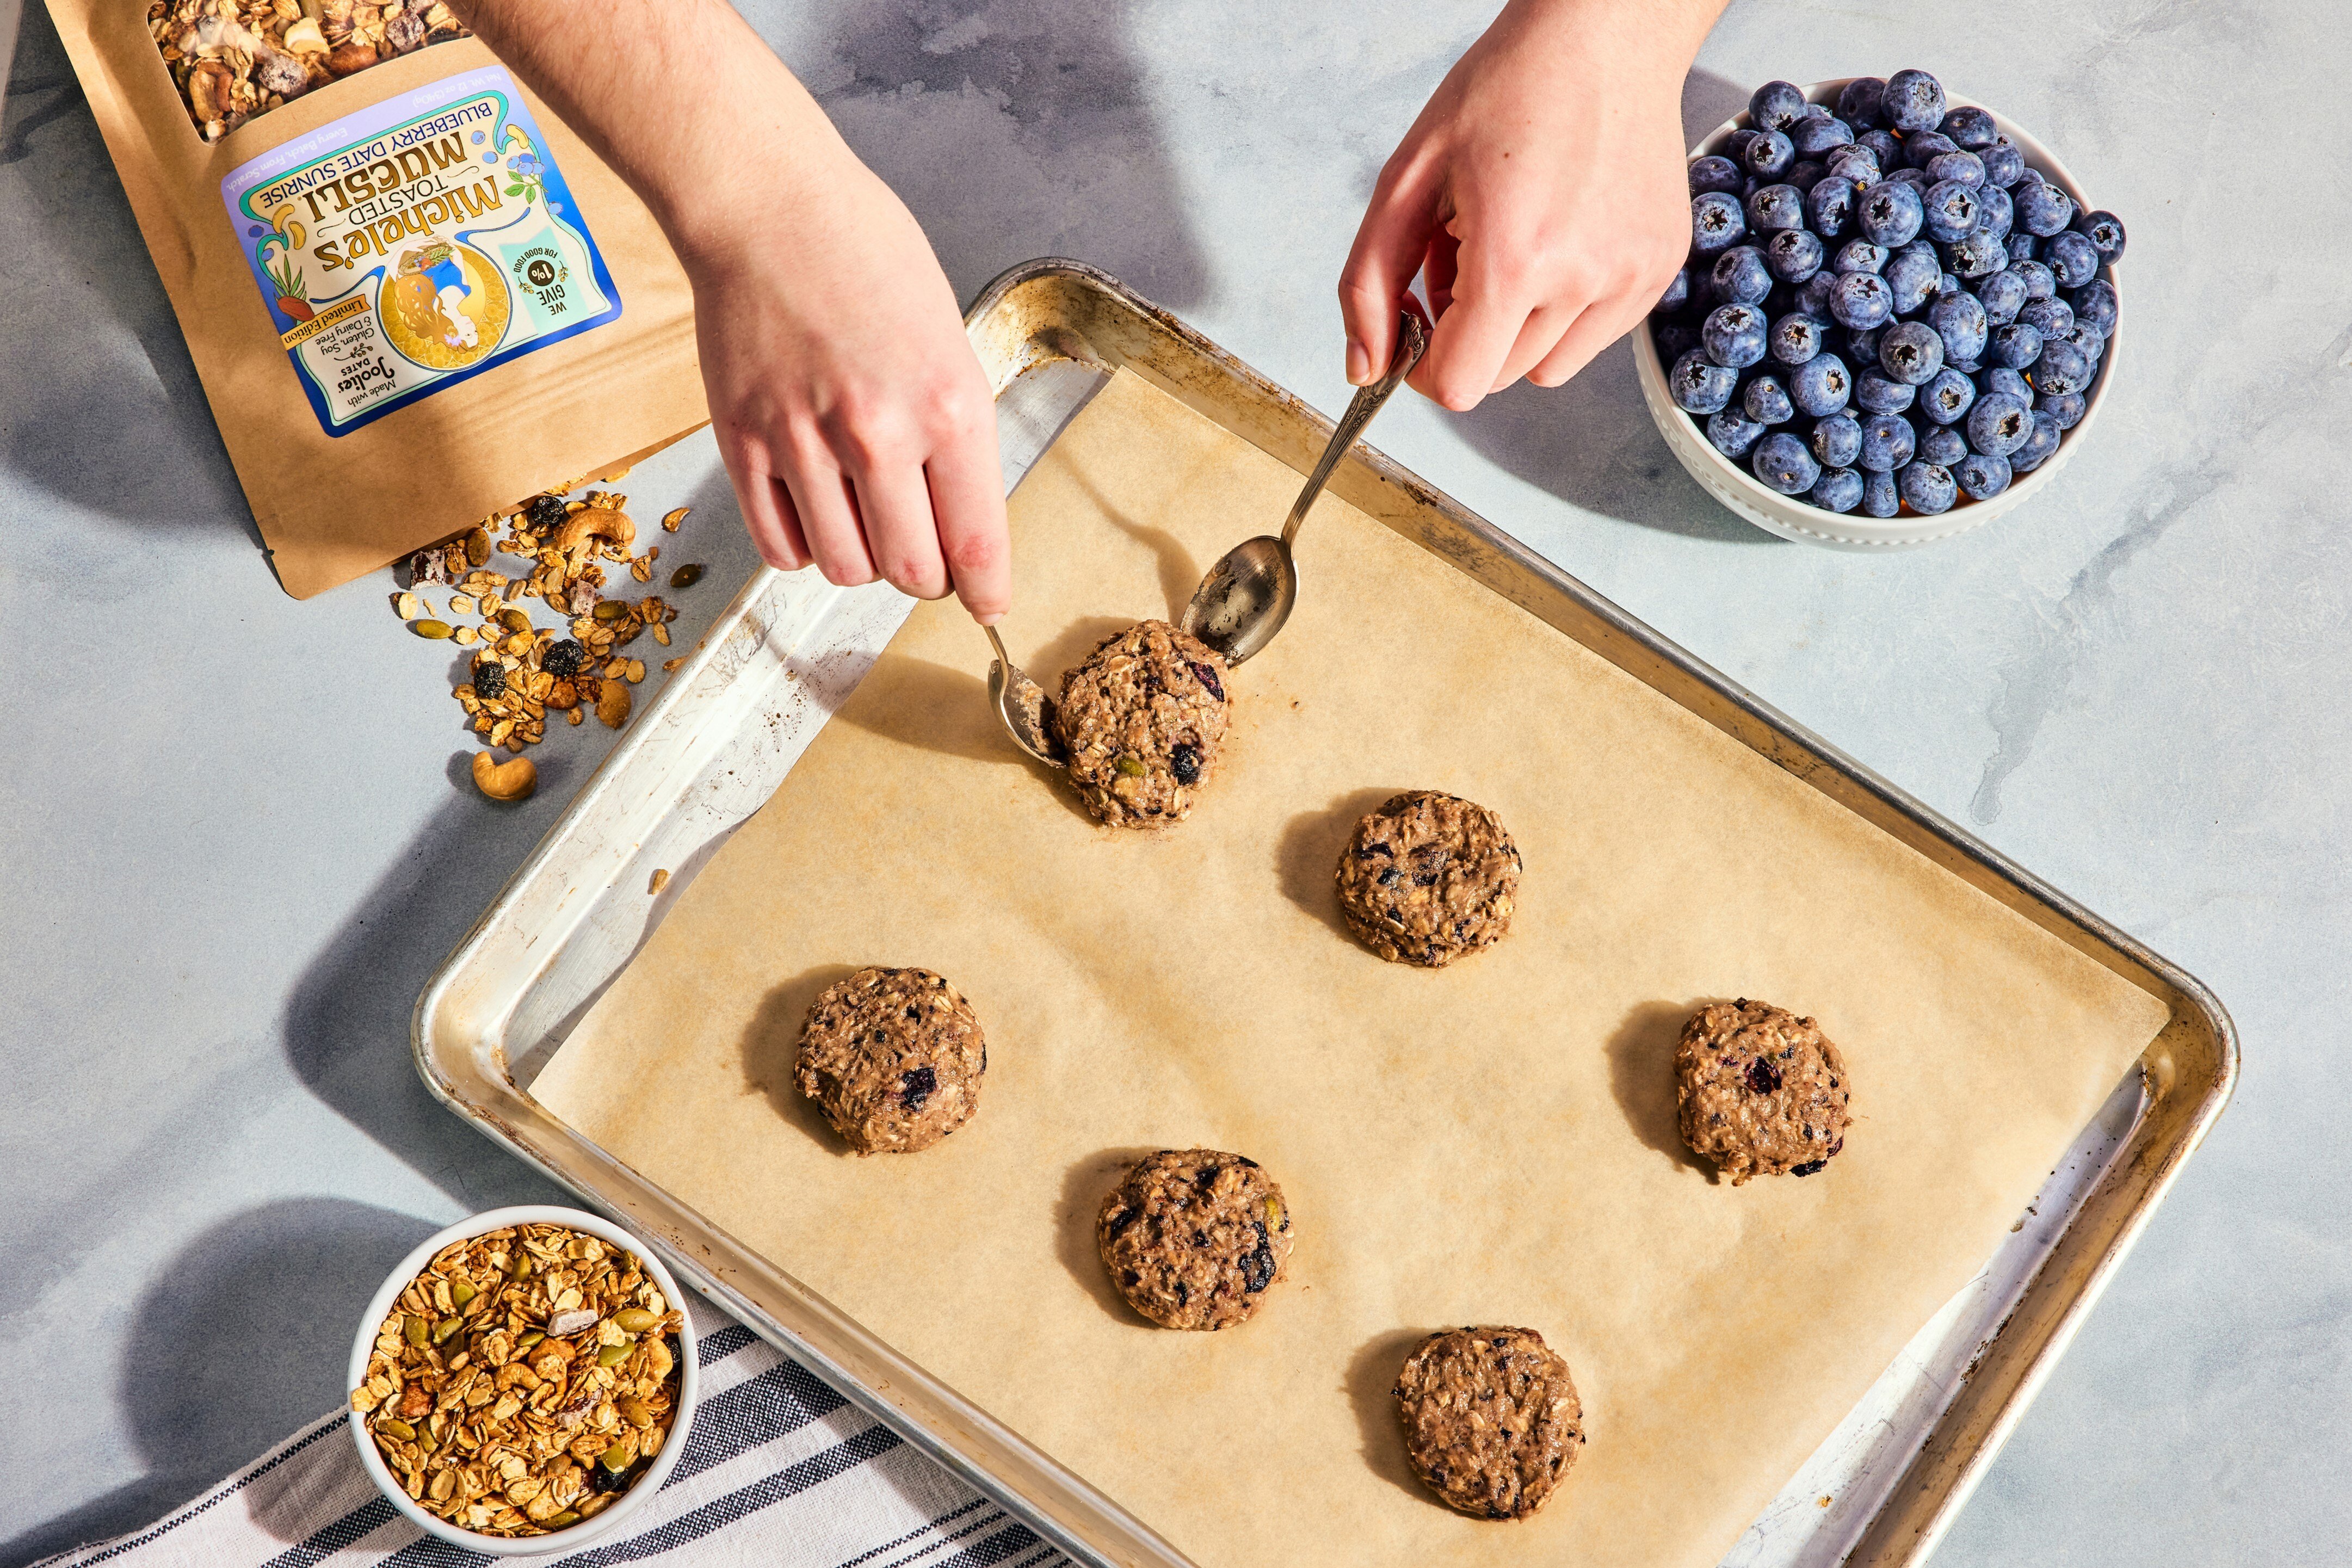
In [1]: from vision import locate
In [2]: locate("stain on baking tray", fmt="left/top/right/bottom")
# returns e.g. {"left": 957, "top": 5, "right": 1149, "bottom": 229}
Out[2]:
{"left": 1056, "top": 1147, "right": 1166, "bottom": 1325}
{"left": 739, "top": 964, "right": 861, "bottom": 1154}
{"left": 1607, "top": 1000, "right": 1717, "bottom": 1176}
{"left": 1274, "top": 786, "right": 1411, "bottom": 944}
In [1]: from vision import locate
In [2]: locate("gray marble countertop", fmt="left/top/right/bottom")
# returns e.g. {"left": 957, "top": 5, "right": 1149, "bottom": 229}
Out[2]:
{"left": 3, "top": 2, "right": 2339, "bottom": 1563}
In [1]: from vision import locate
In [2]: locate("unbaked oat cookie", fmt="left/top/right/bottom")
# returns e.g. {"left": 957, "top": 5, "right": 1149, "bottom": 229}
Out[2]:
{"left": 1675, "top": 998, "right": 1851, "bottom": 1184}
{"left": 1049, "top": 620, "right": 1231, "bottom": 829}
{"left": 794, "top": 967, "right": 986, "bottom": 1155}
{"left": 1394, "top": 1325, "right": 1584, "bottom": 1520}
{"left": 1096, "top": 1149, "right": 1292, "bottom": 1330}
{"left": 1334, "top": 791, "right": 1521, "bottom": 966}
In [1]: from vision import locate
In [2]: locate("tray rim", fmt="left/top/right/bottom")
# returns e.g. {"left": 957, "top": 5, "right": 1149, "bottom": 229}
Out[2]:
{"left": 411, "top": 256, "right": 2237, "bottom": 1568}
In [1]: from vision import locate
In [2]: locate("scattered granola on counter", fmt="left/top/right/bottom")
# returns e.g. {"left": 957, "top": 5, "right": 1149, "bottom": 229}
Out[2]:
{"left": 349, "top": 1222, "right": 684, "bottom": 1536}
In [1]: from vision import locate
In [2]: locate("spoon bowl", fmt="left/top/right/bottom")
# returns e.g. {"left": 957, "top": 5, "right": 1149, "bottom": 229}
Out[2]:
{"left": 985, "top": 623, "right": 1062, "bottom": 768}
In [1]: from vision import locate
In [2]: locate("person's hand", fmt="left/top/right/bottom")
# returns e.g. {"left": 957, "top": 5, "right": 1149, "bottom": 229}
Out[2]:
{"left": 1338, "top": 0, "right": 1721, "bottom": 411}
{"left": 680, "top": 157, "right": 1008, "bottom": 621}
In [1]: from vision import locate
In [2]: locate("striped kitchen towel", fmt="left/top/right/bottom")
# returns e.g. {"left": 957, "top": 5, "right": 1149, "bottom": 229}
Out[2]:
{"left": 35, "top": 1300, "right": 1071, "bottom": 1568}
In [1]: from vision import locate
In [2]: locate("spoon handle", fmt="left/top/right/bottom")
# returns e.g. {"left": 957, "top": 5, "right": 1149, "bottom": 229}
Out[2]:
{"left": 1279, "top": 311, "right": 1430, "bottom": 547}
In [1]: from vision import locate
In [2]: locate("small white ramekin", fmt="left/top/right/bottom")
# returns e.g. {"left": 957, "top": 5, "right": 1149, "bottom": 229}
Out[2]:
{"left": 346, "top": 1205, "right": 700, "bottom": 1556}
{"left": 1634, "top": 77, "right": 2120, "bottom": 549}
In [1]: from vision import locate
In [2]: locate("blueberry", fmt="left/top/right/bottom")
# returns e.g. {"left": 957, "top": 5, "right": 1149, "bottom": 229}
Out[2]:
{"left": 2039, "top": 391, "right": 2085, "bottom": 430}
{"left": 1689, "top": 155, "right": 1745, "bottom": 196}
{"left": 1857, "top": 412, "right": 1917, "bottom": 471}
{"left": 1671, "top": 350, "right": 1739, "bottom": 413}
{"left": 1749, "top": 80, "right": 1810, "bottom": 132}
{"left": 1926, "top": 150, "right": 1986, "bottom": 190}
{"left": 1918, "top": 423, "right": 1968, "bottom": 465}
{"left": 1655, "top": 268, "right": 1692, "bottom": 317}
{"left": 2044, "top": 229, "right": 2100, "bottom": 288}
{"left": 1655, "top": 323, "right": 1701, "bottom": 363}
{"left": 1941, "top": 230, "right": 2010, "bottom": 279}
{"left": 1712, "top": 245, "right": 1773, "bottom": 305}
{"left": 1811, "top": 412, "right": 1863, "bottom": 468}
{"left": 1919, "top": 367, "right": 1978, "bottom": 425}
{"left": 1702, "top": 303, "right": 1769, "bottom": 367}
{"left": 1898, "top": 460, "right": 1958, "bottom": 513}
{"left": 1946, "top": 356, "right": 1981, "bottom": 375}
{"left": 1929, "top": 290, "right": 1989, "bottom": 361}
{"left": 2017, "top": 297, "right": 2075, "bottom": 342}
{"left": 1830, "top": 271, "right": 1893, "bottom": 330}
{"left": 1765, "top": 229, "right": 1825, "bottom": 283}
{"left": 1804, "top": 175, "right": 1859, "bottom": 240}
{"left": 1839, "top": 78, "right": 1888, "bottom": 129}
{"left": 1752, "top": 431, "right": 1821, "bottom": 494}
{"left": 1743, "top": 128, "right": 1795, "bottom": 180}
{"left": 1834, "top": 239, "right": 1889, "bottom": 276}
{"left": 1743, "top": 373, "right": 1795, "bottom": 424}
{"left": 1856, "top": 128, "right": 1904, "bottom": 168}
{"left": 1954, "top": 450, "right": 2013, "bottom": 500}
{"left": 1742, "top": 175, "right": 1765, "bottom": 199}
{"left": 1811, "top": 466, "right": 1865, "bottom": 513}
{"left": 1725, "top": 129, "right": 1759, "bottom": 164}
{"left": 1855, "top": 369, "right": 1917, "bottom": 414}
{"left": 1939, "top": 105, "right": 1999, "bottom": 150}
{"left": 1883, "top": 70, "right": 1947, "bottom": 133}
{"left": 2069, "top": 279, "right": 2119, "bottom": 337}
{"left": 1856, "top": 181, "right": 1925, "bottom": 247}
{"left": 1769, "top": 313, "right": 1828, "bottom": 366}
{"left": 1791, "top": 353, "right": 1854, "bottom": 416}
{"left": 1844, "top": 324, "right": 1884, "bottom": 366}
{"left": 1790, "top": 115, "right": 1855, "bottom": 157}
{"left": 1885, "top": 244, "right": 1942, "bottom": 314}
{"left": 1880, "top": 165, "right": 1934, "bottom": 192}
{"left": 1988, "top": 321, "right": 2044, "bottom": 370}
{"left": 1979, "top": 137, "right": 2027, "bottom": 189}
{"left": 1762, "top": 281, "right": 1801, "bottom": 319}
{"left": 1786, "top": 160, "right": 1828, "bottom": 194}
{"left": 1825, "top": 146, "right": 1882, "bottom": 187}
{"left": 1707, "top": 409, "right": 1768, "bottom": 458}
{"left": 1879, "top": 320, "right": 1946, "bottom": 385}
{"left": 1978, "top": 366, "right": 2035, "bottom": 409}
{"left": 2029, "top": 337, "right": 2093, "bottom": 396}
{"left": 2014, "top": 178, "right": 2076, "bottom": 237}
{"left": 2007, "top": 232, "right": 2041, "bottom": 264}
{"left": 1861, "top": 467, "right": 1902, "bottom": 516}
{"left": 1904, "top": 132, "right": 1960, "bottom": 170}
{"left": 1921, "top": 179, "right": 1983, "bottom": 243}
{"left": 2072, "top": 209, "right": 2127, "bottom": 265}
{"left": 1935, "top": 271, "right": 1966, "bottom": 301}
{"left": 1974, "top": 184, "right": 2015, "bottom": 242}
{"left": 1966, "top": 391, "right": 2033, "bottom": 456}
{"left": 1693, "top": 191, "right": 1748, "bottom": 255}
{"left": 1746, "top": 183, "right": 1806, "bottom": 232}
{"left": 2011, "top": 259, "right": 2056, "bottom": 301}
{"left": 2009, "top": 410, "right": 2064, "bottom": 473}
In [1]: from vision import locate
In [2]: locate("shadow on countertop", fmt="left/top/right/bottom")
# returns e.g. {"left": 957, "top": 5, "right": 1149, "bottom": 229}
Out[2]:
{"left": 1442, "top": 67, "right": 1785, "bottom": 547}
{"left": 0, "top": 1200, "right": 438, "bottom": 1567}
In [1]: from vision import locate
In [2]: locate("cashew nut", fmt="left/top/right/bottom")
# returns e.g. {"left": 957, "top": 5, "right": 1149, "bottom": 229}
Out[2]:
{"left": 471, "top": 751, "right": 537, "bottom": 802}
{"left": 554, "top": 507, "right": 635, "bottom": 555}
{"left": 187, "top": 59, "right": 233, "bottom": 124}
{"left": 281, "top": 17, "right": 328, "bottom": 54}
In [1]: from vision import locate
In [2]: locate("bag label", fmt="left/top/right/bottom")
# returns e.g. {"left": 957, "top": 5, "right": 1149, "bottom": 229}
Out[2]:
{"left": 221, "top": 66, "right": 621, "bottom": 436}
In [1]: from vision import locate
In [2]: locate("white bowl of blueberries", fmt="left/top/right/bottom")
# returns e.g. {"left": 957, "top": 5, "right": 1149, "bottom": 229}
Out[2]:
{"left": 1633, "top": 71, "right": 2123, "bottom": 548}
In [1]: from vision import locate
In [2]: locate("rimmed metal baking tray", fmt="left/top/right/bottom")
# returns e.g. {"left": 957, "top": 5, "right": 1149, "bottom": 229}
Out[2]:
{"left": 413, "top": 258, "right": 2235, "bottom": 1568}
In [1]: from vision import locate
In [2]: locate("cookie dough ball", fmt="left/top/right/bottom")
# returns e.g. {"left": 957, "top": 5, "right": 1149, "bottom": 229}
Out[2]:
{"left": 1334, "top": 791, "right": 1521, "bottom": 966}
{"left": 1675, "top": 998, "right": 1851, "bottom": 1184}
{"left": 1096, "top": 1149, "right": 1291, "bottom": 1330}
{"left": 1050, "top": 620, "right": 1231, "bottom": 829}
{"left": 1394, "top": 1326, "right": 1584, "bottom": 1520}
{"left": 794, "top": 967, "right": 985, "bottom": 1154}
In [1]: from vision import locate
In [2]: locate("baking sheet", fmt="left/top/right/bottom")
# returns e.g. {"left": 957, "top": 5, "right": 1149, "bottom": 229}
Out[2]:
{"left": 533, "top": 368, "right": 2168, "bottom": 1568}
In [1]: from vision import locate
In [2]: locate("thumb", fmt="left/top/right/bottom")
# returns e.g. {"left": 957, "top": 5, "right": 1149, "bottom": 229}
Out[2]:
{"left": 1338, "top": 159, "right": 1441, "bottom": 386}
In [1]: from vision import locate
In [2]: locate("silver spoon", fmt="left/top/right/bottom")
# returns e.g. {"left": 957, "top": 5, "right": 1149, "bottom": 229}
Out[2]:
{"left": 985, "top": 622, "right": 1063, "bottom": 768}
{"left": 1179, "top": 310, "right": 1428, "bottom": 665}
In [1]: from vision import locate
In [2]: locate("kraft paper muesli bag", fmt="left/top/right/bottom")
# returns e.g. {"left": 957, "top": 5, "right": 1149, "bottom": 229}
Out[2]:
{"left": 47, "top": 0, "right": 707, "bottom": 598}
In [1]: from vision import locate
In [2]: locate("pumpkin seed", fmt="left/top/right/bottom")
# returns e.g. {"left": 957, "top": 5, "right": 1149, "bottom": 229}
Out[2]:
{"left": 410, "top": 619, "right": 454, "bottom": 639}
{"left": 1116, "top": 756, "right": 1146, "bottom": 777}
{"left": 592, "top": 600, "right": 629, "bottom": 622}
{"left": 403, "top": 1314, "right": 429, "bottom": 1348}
{"left": 450, "top": 1279, "right": 477, "bottom": 1309}
{"left": 618, "top": 1394, "right": 653, "bottom": 1428}
{"left": 614, "top": 1307, "right": 658, "bottom": 1332}
{"left": 432, "top": 1316, "right": 463, "bottom": 1344}
{"left": 598, "top": 1439, "right": 634, "bottom": 1473}
{"left": 516, "top": 1329, "right": 545, "bottom": 1349}
{"left": 376, "top": 1417, "right": 416, "bottom": 1441}
{"left": 499, "top": 608, "right": 532, "bottom": 634}
{"left": 668, "top": 563, "right": 703, "bottom": 589}
{"left": 597, "top": 1343, "right": 631, "bottom": 1367}
{"left": 547, "top": 1510, "right": 580, "bottom": 1528}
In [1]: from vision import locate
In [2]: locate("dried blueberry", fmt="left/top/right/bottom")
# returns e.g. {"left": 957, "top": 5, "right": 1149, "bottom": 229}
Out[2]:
{"left": 1745, "top": 1058, "right": 1783, "bottom": 1095}
{"left": 899, "top": 1065, "right": 936, "bottom": 1114}
{"left": 1240, "top": 1221, "right": 1277, "bottom": 1292}
{"left": 471, "top": 662, "right": 508, "bottom": 700}
{"left": 1170, "top": 742, "right": 1202, "bottom": 786}
{"left": 542, "top": 638, "right": 587, "bottom": 678}
{"left": 589, "top": 1458, "right": 635, "bottom": 1493}
{"left": 1187, "top": 660, "right": 1225, "bottom": 701}
{"left": 525, "top": 493, "right": 569, "bottom": 534}
{"left": 1790, "top": 1159, "right": 1828, "bottom": 1177}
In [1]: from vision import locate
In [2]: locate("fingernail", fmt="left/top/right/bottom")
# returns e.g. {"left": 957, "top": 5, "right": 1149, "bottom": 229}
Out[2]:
{"left": 1345, "top": 337, "right": 1369, "bottom": 385}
